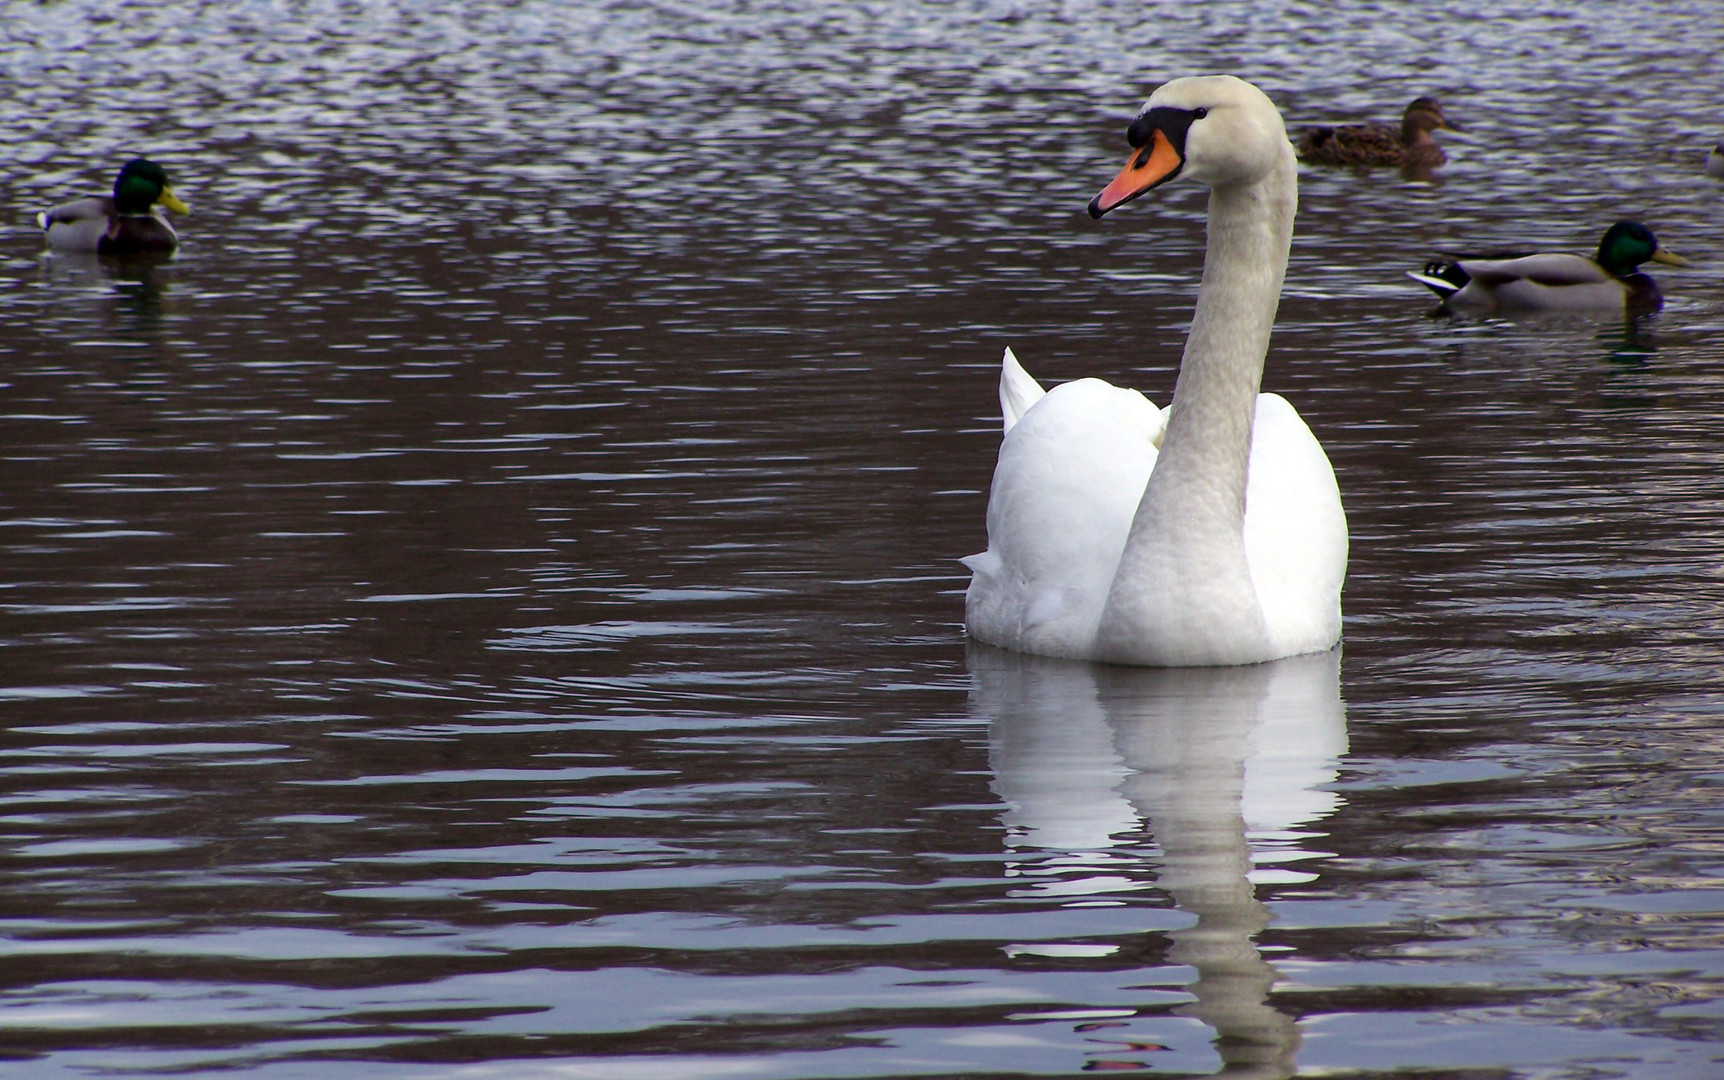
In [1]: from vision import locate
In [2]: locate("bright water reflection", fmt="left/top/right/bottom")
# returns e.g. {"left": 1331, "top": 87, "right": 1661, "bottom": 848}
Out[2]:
{"left": 979, "top": 648, "right": 1346, "bottom": 1077}
{"left": 2, "top": 0, "right": 1724, "bottom": 1077}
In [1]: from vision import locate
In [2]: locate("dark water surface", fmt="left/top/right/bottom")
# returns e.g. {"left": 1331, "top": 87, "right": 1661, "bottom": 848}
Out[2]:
{"left": 3, "top": 1, "right": 1723, "bottom": 1077}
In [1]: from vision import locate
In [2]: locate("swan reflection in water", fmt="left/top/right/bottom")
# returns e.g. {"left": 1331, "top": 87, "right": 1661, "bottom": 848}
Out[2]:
{"left": 969, "top": 645, "right": 1347, "bottom": 1077}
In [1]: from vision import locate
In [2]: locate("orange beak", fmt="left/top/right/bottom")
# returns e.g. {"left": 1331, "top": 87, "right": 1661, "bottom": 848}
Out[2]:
{"left": 1088, "top": 128, "right": 1184, "bottom": 219}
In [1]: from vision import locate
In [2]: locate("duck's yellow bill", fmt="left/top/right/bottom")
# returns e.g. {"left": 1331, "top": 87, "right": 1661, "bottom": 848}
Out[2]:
{"left": 1651, "top": 247, "right": 1689, "bottom": 267}
{"left": 157, "top": 189, "right": 190, "bottom": 215}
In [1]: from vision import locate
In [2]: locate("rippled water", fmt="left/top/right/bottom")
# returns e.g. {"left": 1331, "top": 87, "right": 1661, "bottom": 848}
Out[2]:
{"left": 3, "top": 1, "right": 1723, "bottom": 1077}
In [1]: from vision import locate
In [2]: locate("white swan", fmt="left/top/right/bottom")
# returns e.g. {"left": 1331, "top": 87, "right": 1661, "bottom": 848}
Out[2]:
{"left": 962, "top": 75, "right": 1347, "bottom": 667}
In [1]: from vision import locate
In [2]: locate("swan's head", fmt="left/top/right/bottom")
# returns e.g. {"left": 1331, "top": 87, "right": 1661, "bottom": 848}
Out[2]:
{"left": 1088, "top": 75, "right": 1288, "bottom": 218}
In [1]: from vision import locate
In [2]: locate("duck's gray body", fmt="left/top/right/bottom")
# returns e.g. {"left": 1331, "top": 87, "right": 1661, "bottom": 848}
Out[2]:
{"left": 39, "top": 197, "right": 179, "bottom": 254}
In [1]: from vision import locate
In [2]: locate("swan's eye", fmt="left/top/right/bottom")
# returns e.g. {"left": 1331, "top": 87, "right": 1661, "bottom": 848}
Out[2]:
{"left": 1191, "top": 107, "right": 1208, "bottom": 120}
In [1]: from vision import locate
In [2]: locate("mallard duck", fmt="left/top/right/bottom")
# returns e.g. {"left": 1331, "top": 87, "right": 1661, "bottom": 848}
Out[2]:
{"left": 1406, "top": 221, "right": 1689, "bottom": 313}
{"left": 38, "top": 159, "right": 189, "bottom": 254}
{"left": 1297, "top": 96, "right": 1457, "bottom": 168}
{"left": 963, "top": 76, "right": 1347, "bottom": 667}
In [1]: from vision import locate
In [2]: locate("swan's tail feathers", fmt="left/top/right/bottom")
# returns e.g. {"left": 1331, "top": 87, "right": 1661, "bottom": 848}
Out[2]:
{"left": 959, "top": 550, "right": 1000, "bottom": 589}
{"left": 999, "top": 347, "right": 1046, "bottom": 434}
{"left": 1406, "top": 260, "right": 1468, "bottom": 298}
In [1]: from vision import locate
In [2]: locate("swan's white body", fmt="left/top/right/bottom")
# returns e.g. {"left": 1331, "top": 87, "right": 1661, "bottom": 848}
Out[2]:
{"left": 963, "top": 76, "right": 1347, "bottom": 667}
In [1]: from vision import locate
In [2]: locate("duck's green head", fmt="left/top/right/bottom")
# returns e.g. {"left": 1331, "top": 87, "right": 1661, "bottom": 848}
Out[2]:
{"left": 1596, "top": 220, "right": 1687, "bottom": 276}
{"left": 113, "top": 158, "right": 189, "bottom": 216}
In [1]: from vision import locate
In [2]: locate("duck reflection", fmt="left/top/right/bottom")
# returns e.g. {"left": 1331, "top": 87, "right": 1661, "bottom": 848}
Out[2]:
{"left": 970, "top": 645, "right": 1347, "bottom": 1078}
{"left": 39, "top": 250, "right": 174, "bottom": 342}
{"left": 1601, "top": 317, "right": 1657, "bottom": 369}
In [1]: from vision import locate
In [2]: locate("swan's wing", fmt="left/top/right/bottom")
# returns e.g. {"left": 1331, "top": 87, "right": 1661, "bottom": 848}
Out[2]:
{"left": 1461, "top": 252, "right": 1608, "bottom": 288}
{"left": 999, "top": 347, "right": 1046, "bottom": 434}
{"left": 1243, "top": 394, "right": 1347, "bottom": 658}
{"left": 966, "top": 377, "right": 1160, "bottom": 657}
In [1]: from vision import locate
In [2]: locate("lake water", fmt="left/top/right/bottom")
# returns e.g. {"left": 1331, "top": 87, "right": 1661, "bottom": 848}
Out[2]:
{"left": 2, "top": 1, "right": 1723, "bottom": 1077}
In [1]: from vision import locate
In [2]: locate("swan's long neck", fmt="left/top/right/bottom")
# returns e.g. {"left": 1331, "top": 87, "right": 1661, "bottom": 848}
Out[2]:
{"left": 1097, "top": 140, "right": 1296, "bottom": 665}
{"left": 1161, "top": 148, "right": 1294, "bottom": 515}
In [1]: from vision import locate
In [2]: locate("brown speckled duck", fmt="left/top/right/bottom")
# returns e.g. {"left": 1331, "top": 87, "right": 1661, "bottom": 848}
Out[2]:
{"left": 1297, "top": 96, "right": 1458, "bottom": 168}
